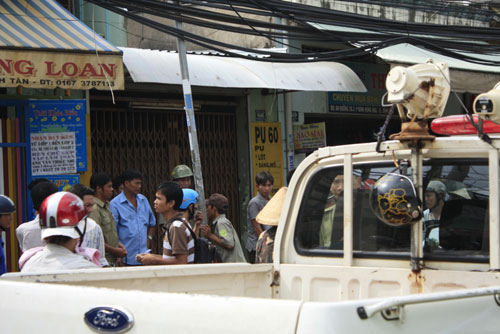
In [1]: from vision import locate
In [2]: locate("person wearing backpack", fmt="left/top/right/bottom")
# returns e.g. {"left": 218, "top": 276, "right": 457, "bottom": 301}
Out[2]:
{"left": 200, "top": 193, "right": 246, "bottom": 263}
{"left": 136, "top": 181, "right": 194, "bottom": 265}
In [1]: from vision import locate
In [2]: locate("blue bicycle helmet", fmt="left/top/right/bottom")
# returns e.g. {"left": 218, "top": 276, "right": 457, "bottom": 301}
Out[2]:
{"left": 180, "top": 189, "right": 199, "bottom": 210}
{"left": 0, "top": 195, "right": 15, "bottom": 214}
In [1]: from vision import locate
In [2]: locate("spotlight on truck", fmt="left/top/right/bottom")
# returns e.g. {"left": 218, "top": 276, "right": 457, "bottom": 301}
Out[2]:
{"left": 385, "top": 59, "right": 450, "bottom": 141}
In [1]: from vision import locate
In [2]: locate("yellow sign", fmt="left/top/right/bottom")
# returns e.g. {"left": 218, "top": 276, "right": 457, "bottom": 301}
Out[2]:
{"left": 251, "top": 122, "right": 283, "bottom": 195}
{"left": 0, "top": 50, "right": 124, "bottom": 90}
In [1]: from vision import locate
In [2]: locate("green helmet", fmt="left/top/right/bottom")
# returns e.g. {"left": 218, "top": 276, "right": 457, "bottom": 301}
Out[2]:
{"left": 171, "top": 164, "right": 193, "bottom": 179}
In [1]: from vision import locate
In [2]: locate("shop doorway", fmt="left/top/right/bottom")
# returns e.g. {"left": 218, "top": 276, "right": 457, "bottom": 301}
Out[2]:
{"left": 90, "top": 101, "right": 240, "bottom": 253}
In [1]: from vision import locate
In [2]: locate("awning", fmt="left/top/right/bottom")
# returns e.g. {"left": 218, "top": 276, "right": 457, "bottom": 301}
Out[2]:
{"left": 0, "top": 0, "right": 124, "bottom": 90}
{"left": 120, "top": 47, "right": 366, "bottom": 92}
{"left": 375, "top": 43, "right": 500, "bottom": 94}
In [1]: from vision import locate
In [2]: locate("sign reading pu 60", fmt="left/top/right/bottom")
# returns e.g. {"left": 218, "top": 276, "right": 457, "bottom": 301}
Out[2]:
{"left": 251, "top": 122, "right": 283, "bottom": 196}
{"left": 254, "top": 125, "right": 279, "bottom": 146}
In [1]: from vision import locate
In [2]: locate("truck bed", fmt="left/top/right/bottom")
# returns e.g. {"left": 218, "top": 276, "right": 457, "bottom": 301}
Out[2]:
{"left": 0, "top": 279, "right": 299, "bottom": 334}
{"left": 2, "top": 263, "right": 274, "bottom": 298}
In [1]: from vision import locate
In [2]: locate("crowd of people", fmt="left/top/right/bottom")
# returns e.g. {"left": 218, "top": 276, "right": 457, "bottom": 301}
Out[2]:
{"left": 3, "top": 164, "right": 464, "bottom": 273}
{"left": 0, "top": 165, "right": 283, "bottom": 274}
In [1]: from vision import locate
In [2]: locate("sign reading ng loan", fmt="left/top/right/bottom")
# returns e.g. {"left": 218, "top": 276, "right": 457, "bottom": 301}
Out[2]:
{"left": 251, "top": 122, "right": 283, "bottom": 196}
{"left": 0, "top": 50, "right": 124, "bottom": 90}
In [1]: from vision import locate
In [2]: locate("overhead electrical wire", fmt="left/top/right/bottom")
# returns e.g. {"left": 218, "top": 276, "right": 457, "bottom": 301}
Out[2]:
{"left": 87, "top": 0, "right": 500, "bottom": 44}
{"left": 84, "top": 0, "right": 500, "bottom": 64}
{"left": 88, "top": 0, "right": 500, "bottom": 46}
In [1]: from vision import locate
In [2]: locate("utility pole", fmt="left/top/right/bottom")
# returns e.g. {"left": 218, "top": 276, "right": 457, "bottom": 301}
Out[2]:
{"left": 174, "top": 5, "right": 207, "bottom": 224}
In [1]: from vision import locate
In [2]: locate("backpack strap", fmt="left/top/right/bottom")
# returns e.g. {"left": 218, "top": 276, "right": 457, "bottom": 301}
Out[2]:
{"left": 180, "top": 218, "right": 198, "bottom": 241}
{"left": 165, "top": 214, "right": 198, "bottom": 242}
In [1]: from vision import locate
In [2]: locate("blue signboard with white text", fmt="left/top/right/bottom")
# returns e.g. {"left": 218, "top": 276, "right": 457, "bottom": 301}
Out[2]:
{"left": 27, "top": 99, "right": 87, "bottom": 172}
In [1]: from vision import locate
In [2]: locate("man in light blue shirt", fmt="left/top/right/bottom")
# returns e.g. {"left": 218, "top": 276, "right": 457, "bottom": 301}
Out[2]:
{"left": 110, "top": 169, "right": 156, "bottom": 265}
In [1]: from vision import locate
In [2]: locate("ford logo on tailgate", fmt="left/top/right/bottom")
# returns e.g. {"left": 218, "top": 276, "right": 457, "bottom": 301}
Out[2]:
{"left": 84, "top": 306, "right": 134, "bottom": 333}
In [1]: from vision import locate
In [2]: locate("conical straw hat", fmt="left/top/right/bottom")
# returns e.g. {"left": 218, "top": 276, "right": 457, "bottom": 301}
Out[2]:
{"left": 256, "top": 187, "right": 287, "bottom": 226}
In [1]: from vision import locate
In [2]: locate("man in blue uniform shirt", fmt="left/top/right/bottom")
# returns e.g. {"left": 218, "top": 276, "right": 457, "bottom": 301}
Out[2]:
{"left": 110, "top": 169, "right": 156, "bottom": 265}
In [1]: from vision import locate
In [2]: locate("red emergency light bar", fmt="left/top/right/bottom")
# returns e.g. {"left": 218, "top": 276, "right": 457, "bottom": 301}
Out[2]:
{"left": 431, "top": 114, "right": 500, "bottom": 135}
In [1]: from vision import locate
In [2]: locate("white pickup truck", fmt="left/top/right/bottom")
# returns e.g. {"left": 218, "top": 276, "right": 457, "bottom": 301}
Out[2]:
{"left": 3, "top": 63, "right": 500, "bottom": 333}
{"left": 2, "top": 128, "right": 500, "bottom": 333}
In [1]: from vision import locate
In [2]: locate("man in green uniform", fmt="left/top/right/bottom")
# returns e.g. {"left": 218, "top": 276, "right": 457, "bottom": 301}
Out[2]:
{"left": 200, "top": 193, "right": 246, "bottom": 263}
{"left": 171, "top": 164, "right": 193, "bottom": 189}
{"left": 90, "top": 172, "right": 128, "bottom": 266}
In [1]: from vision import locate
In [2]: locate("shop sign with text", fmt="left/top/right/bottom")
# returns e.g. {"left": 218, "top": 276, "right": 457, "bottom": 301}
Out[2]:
{"left": 0, "top": 50, "right": 124, "bottom": 90}
{"left": 28, "top": 100, "right": 87, "bottom": 174}
{"left": 251, "top": 122, "right": 283, "bottom": 195}
{"left": 293, "top": 122, "right": 326, "bottom": 153}
{"left": 329, "top": 62, "right": 390, "bottom": 114}
{"left": 30, "top": 132, "right": 76, "bottom": 175}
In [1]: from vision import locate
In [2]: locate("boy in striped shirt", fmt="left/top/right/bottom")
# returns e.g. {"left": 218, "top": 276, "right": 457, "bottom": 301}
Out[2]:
{"left": 137, "top": 181, "right": 194, "bottom": 265}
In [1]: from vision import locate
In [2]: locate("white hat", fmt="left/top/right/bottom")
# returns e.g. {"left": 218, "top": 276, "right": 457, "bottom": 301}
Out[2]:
{"left": 256, "top": 187, "right": 287, "bottom": 226}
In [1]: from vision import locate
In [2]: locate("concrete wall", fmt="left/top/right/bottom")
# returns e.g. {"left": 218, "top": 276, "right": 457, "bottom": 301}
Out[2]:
{"left": 247, "top": 89, "right": 280, "bottom": 123}
{"left": 78, "top": 1, "right": 128, "bottom": 47}
{"left": 125, "top": 12, "right": 273, "bottom": 51}
{"left": 292, "top": 91, "right": 328, "bottom": 114}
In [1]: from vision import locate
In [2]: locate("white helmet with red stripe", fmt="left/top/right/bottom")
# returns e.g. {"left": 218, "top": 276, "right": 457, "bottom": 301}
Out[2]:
{"left": 39, "top": 192, "right": 87, "bottom": 240}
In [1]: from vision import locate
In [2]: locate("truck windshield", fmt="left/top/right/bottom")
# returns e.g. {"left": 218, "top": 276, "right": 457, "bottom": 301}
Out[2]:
{"left": 294, "top": 159, "right": 489, "bottom": 263}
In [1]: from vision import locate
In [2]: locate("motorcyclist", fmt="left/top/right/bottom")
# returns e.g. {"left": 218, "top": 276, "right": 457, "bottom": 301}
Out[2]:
{"left": 20, "top": 192, "right": 100, "bottom": 272}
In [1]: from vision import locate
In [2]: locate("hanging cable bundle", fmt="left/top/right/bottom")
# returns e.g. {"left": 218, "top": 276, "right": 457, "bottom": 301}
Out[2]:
{"left": 85, "top": 0, "right": 500, "bottom": 64}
